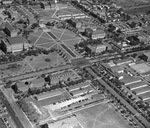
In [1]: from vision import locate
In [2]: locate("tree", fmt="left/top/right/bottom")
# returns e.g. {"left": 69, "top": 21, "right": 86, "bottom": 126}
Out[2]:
{"left": 31, "top": 23, "right": 39, "bottom": 29}
{"left": 40, "top": 2, "right": 45, "bottom": 10}
{"left": 11, "top": 83, "right": 19, "bottom": 93}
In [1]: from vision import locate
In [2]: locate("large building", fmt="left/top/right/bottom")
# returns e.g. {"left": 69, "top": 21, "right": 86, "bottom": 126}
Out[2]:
{"left": 3, "top": 22, "right": 18, "bottom": 37}
{"left": 0, "top": 37, "right": 31, "bottom": 53}
{"left": 84, "top": 28, "right": 106, "bottom": 39}
{"left": 87, "top": 44, "right": 107, "bottom": 53}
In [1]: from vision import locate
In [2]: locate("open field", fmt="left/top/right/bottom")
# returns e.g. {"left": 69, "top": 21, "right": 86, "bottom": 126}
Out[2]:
{"left": 75, "top": 103, "right": 132, "bottom": 128}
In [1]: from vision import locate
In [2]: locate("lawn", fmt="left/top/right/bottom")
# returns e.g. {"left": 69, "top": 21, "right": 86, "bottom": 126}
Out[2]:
{"left": 75, "top": 103, "right": 132, "bottom": 128}
{"left": 0, "top": 61, "right": 25, "bottom": 78}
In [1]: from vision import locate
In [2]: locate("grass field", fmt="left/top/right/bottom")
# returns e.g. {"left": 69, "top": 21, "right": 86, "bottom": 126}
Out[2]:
{"left": 0, "top": 61, "right": 26, "bottom": 78}
{"left": 75, "top": 103, "right": 132, "bottom": 128}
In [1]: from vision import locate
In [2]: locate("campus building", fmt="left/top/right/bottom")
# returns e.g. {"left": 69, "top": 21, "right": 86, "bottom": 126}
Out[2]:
{"left": 84, "top": 28, "right": 106, "bottom": 39}
{"left": 3, "top": 22, "right": 18, "bottom": 37}
{"left": 0, "top": 37, "right": 31, "bottom": 53}
{"left": 87, "top": 44, "right": 107, "bottom": 53}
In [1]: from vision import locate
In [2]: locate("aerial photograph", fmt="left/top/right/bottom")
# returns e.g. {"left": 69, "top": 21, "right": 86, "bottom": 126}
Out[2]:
{"left": 0, "top": 0, "right": 150, "bottom": 128}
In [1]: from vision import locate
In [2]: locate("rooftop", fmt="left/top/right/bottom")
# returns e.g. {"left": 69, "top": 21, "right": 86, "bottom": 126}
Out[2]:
{"left": 67, "top": 81, "right": 90, "bottom": 92}
{"left": 5, "top": 22, "right": 14, "bottom": 32}
{"left": 114, "top": 58, "right": 133, "bottom": 65}
{"left": 121, "top": 76, "right": 141, "bottom": 85}
{"left": 36, "top": 89, "right": 63, "bottom": 101}
{"left": 7, "top": 37, "right": 27, "bottom": 45}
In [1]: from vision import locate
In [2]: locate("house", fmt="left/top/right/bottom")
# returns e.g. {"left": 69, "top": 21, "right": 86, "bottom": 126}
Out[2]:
{"left": 1, "top": 36, "right": 31, "bottom": 53}
{"left": 3, "top": 22, "right": 18, "bottom": 37}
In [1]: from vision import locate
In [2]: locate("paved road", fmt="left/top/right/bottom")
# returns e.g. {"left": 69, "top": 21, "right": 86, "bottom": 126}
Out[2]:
{"left": 1, "top": 64, "right": 72, "bottom": 82}
{"left": 0, "top": 91, "right": 24, "bottom": 128}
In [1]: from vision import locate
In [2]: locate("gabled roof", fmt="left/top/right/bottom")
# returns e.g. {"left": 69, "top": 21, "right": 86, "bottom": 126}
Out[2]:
{"left": 5, "top": 22, "right": 14, "bottom": 32}
{"left": 7, "top": 36, "right": 27, "bottom": 45}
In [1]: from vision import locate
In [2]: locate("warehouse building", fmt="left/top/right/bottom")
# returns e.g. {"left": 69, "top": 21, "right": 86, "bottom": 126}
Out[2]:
{"left": 36, "top": 89, "right": 63, "bottom": 101}
{"left": 126, "top": 81, "right": 147, "bottom": 90}
{"left": 71, "top": 87, "right": 94, "bottom": 97}
{"left": 67, "top": 82, "right": 90, "bottom": 92}
{"left": 121, "top": 77, "right": 141, "bottom": 86}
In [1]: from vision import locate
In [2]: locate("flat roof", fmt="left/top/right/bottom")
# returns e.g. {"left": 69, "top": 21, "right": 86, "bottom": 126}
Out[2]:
{"left": 68, "top": 82, "right": 90, "bottom": 92}
{"left": 114, "top": 58, "right": 132, "bottom": 65}
{"left": 121, "top": 77, "right": 141, "bottom": 85}
{"left": 144, "top": 98, "right": 150, "bottom": 103}
{"left": 71, "top": 87, "right": 94, "bottom": 97}
{"left": 37, "top": 89, "right": 63, "bottom": 101}
{"left": 138, "top": 92, "right": 150, "bottom": 100}
{"left": 7, "top": 37, "right": 27, "bottom": 45}
{"left": 30, "top": 78, "right": 45, "bottom": 88}
{"left": 93, "top": 29, "right": 105, "bottom": 35}
{"left": 127, "top": 81, "right": 147, "bottom": 90}
{"left": 130, "top": 63, "right": 150, "bottom": 74}
{"left": 133, "top": 86, "right": 150, "bottom": 95}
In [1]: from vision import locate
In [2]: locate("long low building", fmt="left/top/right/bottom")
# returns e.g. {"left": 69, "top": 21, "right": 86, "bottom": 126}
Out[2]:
{"left": 122, "top": 77, "right": 142, "bottom": 86}
{"left": 67, "top": 82, "right": 90, "bottom": 92}
{"left": 71, "top": 87, "right": 94, "bottom": 97}
{"left": 126, "top": 81, "right": 147, "bottom": 90}
{"left": 138, "top": 91, "right": 150, "bottom": 101}
{"left": 36, "top": 89, "right": 64, "bottom": 101}
{"left": 133, "top": 86, "right": 150, "bottom": 95}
